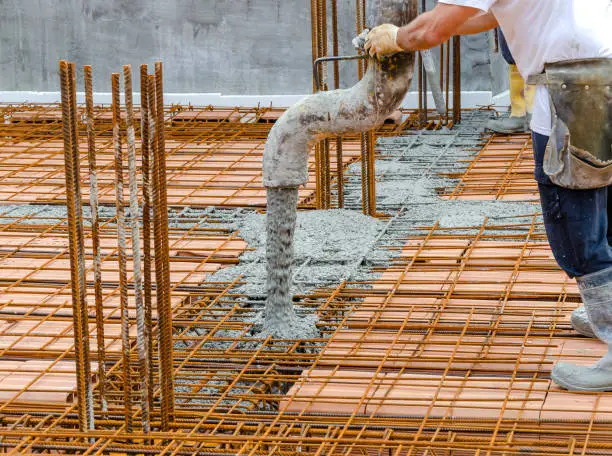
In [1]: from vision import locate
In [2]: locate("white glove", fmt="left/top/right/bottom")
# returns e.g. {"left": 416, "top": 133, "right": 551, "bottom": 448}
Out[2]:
{"left": 364, "top": 24, "right": 403, "bottom": 58}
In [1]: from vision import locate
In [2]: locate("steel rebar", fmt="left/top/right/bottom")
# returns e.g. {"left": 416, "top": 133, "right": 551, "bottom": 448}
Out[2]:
{"left": 360, "top": 132, "right": 369, "bottom": 215}
{"left": 111, "top": 72, "right": 133, "bottom": 432}
{"left": 123, "top": 64, "right": 151, "bottom": 433}
{"left": 453, "top": 36, "right": 462, "bottom": 124}
{"left": 153, "top": 62, "right": 175, "bottom": 429}
{"left": 356, "top": 0, "right": 364, "bottom": 80}
{"left": 59, "top": 60, "right": 94, "bottom": 432}
{"left": 311, "top": 0, "right": 319, "bottom": 93}
{"left": 335, "top": 137, "right": 344, "bottom": 208}
{"left": 139, "top": 64, "right": 155, "bottom": 411}
{"left": 366, "top": 129, "right": 376, "bottom": 216}
{"left": 84, "top": 65, "right": 107, "bottom": 413}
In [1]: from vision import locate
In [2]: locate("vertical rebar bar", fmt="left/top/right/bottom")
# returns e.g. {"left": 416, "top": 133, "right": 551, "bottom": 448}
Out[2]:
{"left": 420, "top": 0, "right": 428, "bottom": 125}
{"left": 314, "top": 143, "right": 322, "bottom": 209}
{"left": 330, "top": 0, "right": 344, "bottom": 209}
{"left": 311, "top": 0, "right": 319, "bottom": 93}
{"left": 452, "top": 36, "right": 462, "bottom": 124}
{"left": 147, "top": 75, "right": 160, "bottom": 418}
{"left": 366, "top": 129, "right": 376, "bottom": 216}
{"left": 356, "top": 0, "right": 364, "bottom": 80}
{"left": 69, "top": 62, "right": 95, "bottom": 432}
{"left": 322, "top": 138, "right": 331, "bottom": 209}
{"left": 139, "top": 65, "right": 155, "bottom": 411}
{"left": 361, "top": 0, "right": 366, "bottom": 29}
{"left": 315, "top": 0, "right": 329, "bottom": 209}
{"left": 418, "top": 52, "right": 424, "bottom": 128}
{"left": 317, "top": 0, "right": 328, "bottom": 91}
{"left": 360, "top": 132, "right": 369, "bottom": 214}
{"left": 440, "top": 43, "right": 446, "bottom": 123}
{"left": 123, "top": 64, "right": 151, "bottom": 433}
{"left": 84, "top": 65, "right": 107, "bottom": 413}
{"left": 335, "top": 136, "right": 344, "bottom": 209}
{"left": 331, "top": 0, "right": 340, "bottom": 90}
{"left": 59, "top": 60, "right": 94, "bottom": 432}
{"left": 112, "top": 72, "right": 133, "bottom": 432}
{"left": 445, "top": 41, "right": 451, "bottom": 124}
{"left": 154, "top": 62, "right": 175, "bottom": 430}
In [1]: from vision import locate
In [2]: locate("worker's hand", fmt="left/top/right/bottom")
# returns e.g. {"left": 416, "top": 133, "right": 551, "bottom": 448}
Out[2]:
{"left": 364, "top": 24, "right": 403, "bottom": 58}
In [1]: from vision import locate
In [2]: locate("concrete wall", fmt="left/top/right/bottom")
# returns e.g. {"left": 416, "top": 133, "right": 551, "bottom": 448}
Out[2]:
{"left": 0, "top": 0, "right": 507, "bottom": 95}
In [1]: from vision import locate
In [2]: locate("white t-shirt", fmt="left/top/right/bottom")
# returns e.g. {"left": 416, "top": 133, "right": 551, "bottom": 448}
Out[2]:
{"left": 439, "top": 0, "right": 612, "bottom": 135}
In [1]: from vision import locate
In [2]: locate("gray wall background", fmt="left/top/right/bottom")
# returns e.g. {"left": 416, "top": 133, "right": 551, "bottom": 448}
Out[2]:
{"left": 0, "top": 0, "right": 508, "bottom": 94}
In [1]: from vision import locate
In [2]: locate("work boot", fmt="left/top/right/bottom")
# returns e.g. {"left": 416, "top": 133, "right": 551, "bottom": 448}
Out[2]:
{"left": 486, "top": 115, "right": 529, "bottom": 134}
{"left": 552, "top": 356, "right": 612, "bottom": 392}
{"left": 487, "top": 64, "right": 535, "bottom": 135}
{"left": 571, "top": 306, "right": 597, "bottom": 338}
{"left": 552, "top": 267, "right": 612, "bottom": 391}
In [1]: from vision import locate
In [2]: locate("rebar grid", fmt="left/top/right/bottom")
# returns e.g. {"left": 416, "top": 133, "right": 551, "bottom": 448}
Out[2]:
{"left": 0, "top": 100, "right": 605, "bottom": 454}
{"left": 443, "top": 133, "right": 540, "bottom": 201}
{"left": 1, "top": 214, "right": 610, "bottom": 455}
{"left": 310, "top": 0, "right": 463, "bottom": 213}
{"left": 0, "top": 104, "right": 390, "bottom": 208}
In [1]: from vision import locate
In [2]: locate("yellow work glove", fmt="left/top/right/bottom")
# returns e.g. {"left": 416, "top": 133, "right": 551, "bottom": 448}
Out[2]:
{"left": 364, "top": 24, "right": 403, "bottom": 58}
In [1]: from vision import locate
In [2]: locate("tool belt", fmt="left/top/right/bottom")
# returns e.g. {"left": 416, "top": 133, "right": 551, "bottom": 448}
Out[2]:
{"left": 528, "top": 58, "right": 612, "bottom": 189}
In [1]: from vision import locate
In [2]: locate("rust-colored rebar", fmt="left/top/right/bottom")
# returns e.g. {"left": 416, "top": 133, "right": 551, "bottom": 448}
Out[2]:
{"left": 452, "top": 36, "right": 462, "bottom": 124}
{"left": 123, "top": 64, "right": 151, "bottom": 433}
{"left": 356, "top": 0, "right": 364, "bottom": 80}
{"left": 360, "top": 132, "right": 369, "bottom": 214}
{"left": 69, "top": 62, "right": 96, "bottom": 432}
{"left": 59, "top": 60, "right": 94, "bottom": 432}
{"left": 311, "top": 0, "right": 319, "bottom": 93}
{"left": 330, "top": 0, "right": 344, "bottom": 209}
{"left": 366, "top": 129, "right": 376, "bottom": 216}
{"left": 317, "top": 0, "right": 328, "bottom": 92}
{"left": 0, "top": 108, "right": 610, "bottom": 455}
{"left": 139, "top": 64, "right": 155, "bottom": 410}
{"left": 361, "top": 0, "right": 366, "bottom": 30}
{"left": 335, "top": 137, "right": 344, "bottom": 208}
{"left": 83, "top": 65, "right": 107, "bottom": 413}
{"left": 153, "top": 62, "right": 175, "bottom": 429}
{"left": 420, "top": 0, "right": 428, "bottom": 126}
{"left": 322, "top": 139, "right": 331, "bottom": 209}
{"left": 330, "top": 0, "right": 340, "bottom": 90}
{"left": 111, "top": 72, "right": 133, "bottom": 432}
{"left": 417, "top": 52, "right": 424, "bottom": 128}
{"left": 314, "top": 0, "right": 330, "bottom": 209}
{"left": 445, "top": 40, "right": 451, "bottom": 125}
{"left": 314, "top": 143, "right": 322, "bottom": 209}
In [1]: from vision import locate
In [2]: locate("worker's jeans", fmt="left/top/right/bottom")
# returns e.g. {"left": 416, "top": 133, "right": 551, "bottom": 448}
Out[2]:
{"left": 534, "top": 132, "right": 612, "bottom": 278}
{"left": 498, "top": 29, "right": 515, "bottom": 66}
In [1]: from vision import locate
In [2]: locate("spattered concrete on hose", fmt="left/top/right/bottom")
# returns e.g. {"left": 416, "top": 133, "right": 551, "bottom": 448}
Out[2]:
{"left": 262, "top": 0, "right": 418, "bottom": 338}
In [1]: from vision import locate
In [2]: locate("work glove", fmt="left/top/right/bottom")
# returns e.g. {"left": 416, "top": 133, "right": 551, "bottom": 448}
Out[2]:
{"left": 364, "top": 24, "right": 403, "bottom": 58}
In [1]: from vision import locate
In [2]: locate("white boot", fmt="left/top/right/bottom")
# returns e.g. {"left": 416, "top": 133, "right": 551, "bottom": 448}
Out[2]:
{"left": 571, "top": 306, "right": 597, "bottom": 338}
{"left": 552, "top": 350, "right": 612, "bottom": 392}
{"left": 552, "top": 267, "right": 612, "bottom": 391}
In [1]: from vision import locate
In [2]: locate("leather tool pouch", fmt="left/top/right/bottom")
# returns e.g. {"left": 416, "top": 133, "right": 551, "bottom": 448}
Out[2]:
{"left": 529, "top": 59, "right": 612, "bottom": 190}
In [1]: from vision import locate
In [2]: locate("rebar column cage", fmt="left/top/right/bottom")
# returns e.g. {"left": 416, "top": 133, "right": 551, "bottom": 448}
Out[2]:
{"left": 310, "top": 0, "right": 462, "bottom": 214}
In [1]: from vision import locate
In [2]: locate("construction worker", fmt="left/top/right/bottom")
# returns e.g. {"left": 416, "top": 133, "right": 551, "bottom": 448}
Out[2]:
{"left": 365, "top": 1, "right": 612, "bottom": 392}
{"left": 486, "top": 29, "right": 535, "bottom": 134}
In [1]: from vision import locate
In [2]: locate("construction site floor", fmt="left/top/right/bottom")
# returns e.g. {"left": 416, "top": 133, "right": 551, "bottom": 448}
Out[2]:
{"left": 0, "top": 105, "right": 608, "bottom": 455}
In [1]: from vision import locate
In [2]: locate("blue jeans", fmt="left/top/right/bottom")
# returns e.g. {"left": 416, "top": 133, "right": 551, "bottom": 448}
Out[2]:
{"left": 533, "top": 132, "right": 612, "bottom": 278}
{"left": 498, "top": 30, "right": 515, "bottom": 66}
